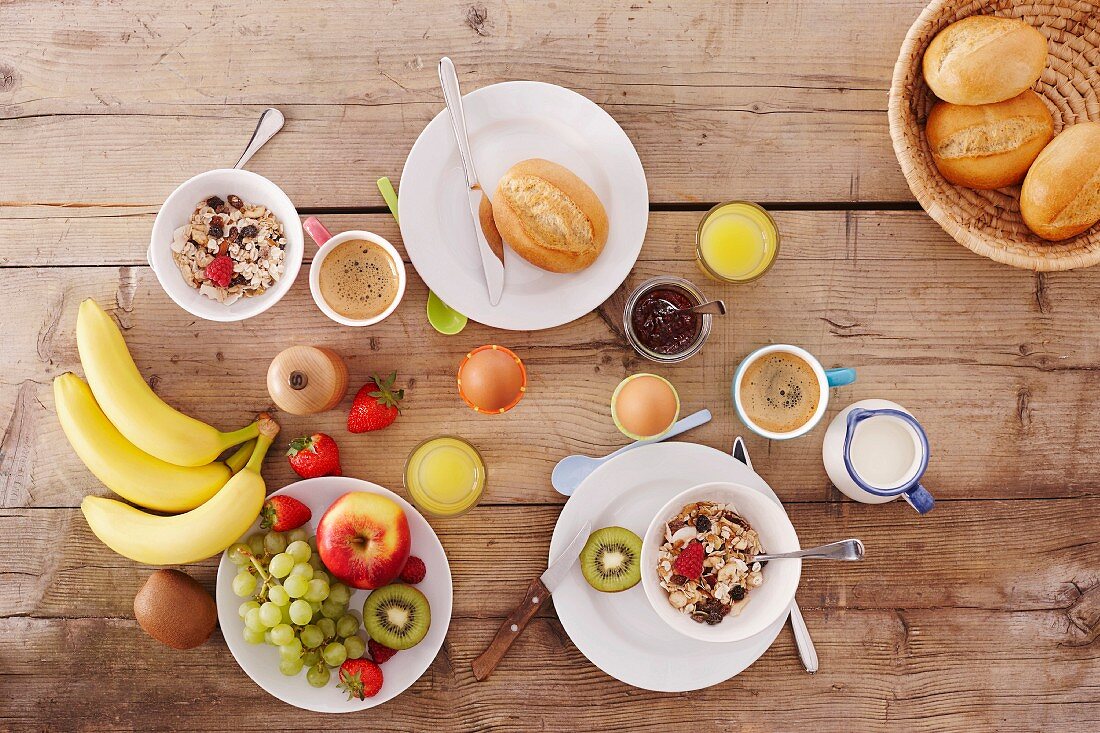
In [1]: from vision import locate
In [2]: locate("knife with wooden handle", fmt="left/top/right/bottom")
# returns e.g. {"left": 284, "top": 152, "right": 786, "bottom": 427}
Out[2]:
{"left": 472, "top": 521, "right": 591, "bottom": 681}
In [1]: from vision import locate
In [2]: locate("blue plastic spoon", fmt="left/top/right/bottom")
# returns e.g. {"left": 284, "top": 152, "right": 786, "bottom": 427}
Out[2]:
{"left": 551, "top": 409, "right": 712, "bottom": 496}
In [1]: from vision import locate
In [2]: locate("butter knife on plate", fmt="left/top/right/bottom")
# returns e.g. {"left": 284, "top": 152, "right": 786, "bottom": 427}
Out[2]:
{"left": 438, "top": 56, "right": 505, "bottom": 306}
{"left": 472, "top": 520, "right": 592, "bottom": 680}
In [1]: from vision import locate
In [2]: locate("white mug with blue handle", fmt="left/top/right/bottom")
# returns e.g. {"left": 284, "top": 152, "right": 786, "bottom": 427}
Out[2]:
{"left": 822, "top": 399, "right": 935, "bottom": 514}
{"left": 731, "top": 344, "right": 857, "bottom": 440}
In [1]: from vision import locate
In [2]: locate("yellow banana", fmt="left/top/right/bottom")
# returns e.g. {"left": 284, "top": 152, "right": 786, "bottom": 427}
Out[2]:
{"left": 81, "top": 415, "right": 279, "bottom": 566}
{"left": 76, "top": 298, "right": 259, "bottom": 467}
{"left": 226, "top": 439, "right": 256, "bottom": 474}
{"left": 54, "top": 373, "right": 255, "bottom": 513}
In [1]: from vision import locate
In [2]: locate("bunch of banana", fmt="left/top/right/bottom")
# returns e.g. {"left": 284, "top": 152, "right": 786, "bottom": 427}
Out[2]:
{"left": 82, "top": 415, "right": 280, "bottom": 565}
{"left": 56, "top": 298, "right": 279, "bottom": 566}
{"left": 54, "top": 373, "right": 255, "bottom": 513}
{"left": 76, "top": 299, "right": 260, "bottom": 467}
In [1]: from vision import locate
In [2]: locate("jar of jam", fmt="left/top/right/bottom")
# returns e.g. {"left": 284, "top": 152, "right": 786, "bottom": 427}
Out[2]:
{"left": 622, "top": 276, "right": 714, "bottom": 363}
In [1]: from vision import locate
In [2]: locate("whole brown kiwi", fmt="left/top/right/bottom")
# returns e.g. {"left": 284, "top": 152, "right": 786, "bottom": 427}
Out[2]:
{"left": 134, "top": 569, "right": 217, "bottom": 649}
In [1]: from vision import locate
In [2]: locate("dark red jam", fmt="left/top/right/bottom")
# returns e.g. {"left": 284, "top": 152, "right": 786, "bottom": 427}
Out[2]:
{"left": 631, "top": 287, "right": 701, "bottom": 356}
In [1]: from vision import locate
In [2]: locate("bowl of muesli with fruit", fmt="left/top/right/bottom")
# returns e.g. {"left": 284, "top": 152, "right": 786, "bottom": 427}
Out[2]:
{"left": 149, "top": 168, "right": 303, "bottom": 322}
{"left": 641, "top": 481, "right": 800, "bottom": 643}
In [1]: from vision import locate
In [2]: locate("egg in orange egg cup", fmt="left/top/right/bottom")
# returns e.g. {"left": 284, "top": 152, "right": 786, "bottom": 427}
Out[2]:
{"left": 457, "top": 345, "right": 528, "bottom": 414}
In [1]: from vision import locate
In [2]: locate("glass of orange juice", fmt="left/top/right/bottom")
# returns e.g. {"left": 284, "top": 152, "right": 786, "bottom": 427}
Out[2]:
{"left": 696, "top": 201, "right": 780, "bottom": 283}
{"left": 403, "top": 436, "right": 486, "bottom": 518}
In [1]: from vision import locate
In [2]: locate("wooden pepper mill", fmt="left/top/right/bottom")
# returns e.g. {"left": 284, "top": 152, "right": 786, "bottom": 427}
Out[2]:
{"left": 267, "top": 346, "right": 349, "bottom": 415}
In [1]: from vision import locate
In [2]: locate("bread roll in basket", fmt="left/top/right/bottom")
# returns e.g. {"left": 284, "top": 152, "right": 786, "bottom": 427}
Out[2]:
{"left": 889, "top": 0, "right": 1100, "bottom": 270}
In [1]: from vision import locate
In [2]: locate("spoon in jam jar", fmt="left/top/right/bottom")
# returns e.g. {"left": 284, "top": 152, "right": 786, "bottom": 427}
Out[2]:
{"left": 672, "top": 299, "right": 727, "bottom": 316}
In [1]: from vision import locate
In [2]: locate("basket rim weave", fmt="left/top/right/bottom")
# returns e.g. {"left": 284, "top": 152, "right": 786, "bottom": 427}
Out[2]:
{"left": 888, "top": 0, "right": 1100, "bottom": 271}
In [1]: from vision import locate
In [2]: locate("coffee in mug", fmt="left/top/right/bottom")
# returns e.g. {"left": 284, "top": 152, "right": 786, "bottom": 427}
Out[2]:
{"left": 738, "top": 352, "right": 821, "bottom": 434}
{"left": 317, "top": 239, "right": 400, "bottom": 321}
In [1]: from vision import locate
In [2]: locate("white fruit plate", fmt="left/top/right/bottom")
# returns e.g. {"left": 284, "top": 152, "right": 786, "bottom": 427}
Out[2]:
{"left": 215, "top": 476, "right": 453, "bottom": 712}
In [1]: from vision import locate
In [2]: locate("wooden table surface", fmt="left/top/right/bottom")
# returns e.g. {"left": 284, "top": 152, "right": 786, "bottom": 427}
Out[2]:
{"left": 2, "top": 1, "right": 1098, "bottom": 731}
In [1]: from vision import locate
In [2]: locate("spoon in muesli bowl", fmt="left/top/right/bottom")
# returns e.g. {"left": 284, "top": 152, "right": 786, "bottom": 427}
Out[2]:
{"left": 754, "top": 538, "right": 864, "bottom": 563}
{"left": 148, "top": 108, "right": 304, "bottom": 323}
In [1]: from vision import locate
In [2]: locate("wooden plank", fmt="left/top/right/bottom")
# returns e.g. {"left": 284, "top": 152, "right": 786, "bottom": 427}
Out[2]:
{"left": 2, "top": 608, "right": 1096, "bottom": 732}
{"left": 0, "top": 209, "right": 982, "bottom": 267}
{"left": 3, "top": 499, "right": 1098, "bottom": 620}
{"left": 3, "top": 246, "right": 1099, "bottom": 507}
{"left": 0, "top": 0, "right": 927, "bottom": 205}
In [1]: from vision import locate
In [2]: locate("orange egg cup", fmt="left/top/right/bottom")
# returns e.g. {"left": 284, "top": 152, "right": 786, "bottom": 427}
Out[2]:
{"left": 457, "top": 344, "right": 528, "bottom": 414}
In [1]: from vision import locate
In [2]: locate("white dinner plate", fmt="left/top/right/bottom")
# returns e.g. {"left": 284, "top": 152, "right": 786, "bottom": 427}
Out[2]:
{"left": 216, "top": 477, "right": 453, "bottom": 712}
{"left": 399, "top": 80, "right": 649, "bottom": 330}
{"left": 549, "top": 442, "right": 791, "bottom": 691}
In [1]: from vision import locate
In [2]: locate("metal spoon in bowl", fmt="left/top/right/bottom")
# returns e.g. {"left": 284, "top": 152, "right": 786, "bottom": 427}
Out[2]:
{"left": 755, "top": 538, "right": 864, "bottom": 562}
{"left": 234, "top": 108, "right": 284, "bottom": 169}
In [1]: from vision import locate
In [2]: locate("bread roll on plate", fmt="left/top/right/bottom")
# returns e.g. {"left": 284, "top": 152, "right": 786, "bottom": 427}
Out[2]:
{"left": 1021, "top": 122, "right": 1100, "bottom": 241}
{"left": 926, "top": 91, "right": 1053, "bottom": 189}
{"left": 923, "top": 16, "right": 1047, "bottom": 105}
{"left": 492, "top": 159, "right": 609, "bottom": 273}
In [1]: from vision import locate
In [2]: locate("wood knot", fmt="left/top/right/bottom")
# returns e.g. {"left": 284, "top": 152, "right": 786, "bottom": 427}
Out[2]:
{"left": 465, "top": 4, "right": 490, "bottom": 36}
{"left": 1016, "top": 386, "right": 1032, "bottom": 429}
{"left": 0, "top": 62, "right": 18, "bottom": 93}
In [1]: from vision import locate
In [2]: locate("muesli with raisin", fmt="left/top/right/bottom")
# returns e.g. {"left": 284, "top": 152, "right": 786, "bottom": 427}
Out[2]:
{"left": 170, "top": 194, "right": 287, "bottom": 305}
{"left": 656, "top": 501, "right": 764, "bottom": 625}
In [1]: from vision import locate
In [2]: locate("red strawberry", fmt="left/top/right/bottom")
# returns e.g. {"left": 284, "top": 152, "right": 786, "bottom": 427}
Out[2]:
{"left": 286, "top": 433, "right": 342, "bottom": 479}
{"left": 260, "top": 496, "right": 311, "bottom": 532}
{"left": 367, "top": 639, "right": 397, "bottom": 665}
{"left": 399, "top": 556, "right": 426, "bottom": 584}
{"left": 204, "top": 255, "right": 234, "bottom": 288}
{"left": 337, "top": 658, "right": 383, "bottom": 700}
{"left": 347, "top": 372, "right": 404, "bottom": 433}
{"left": 673, "top": 541, "right": 705, "bottom": 580}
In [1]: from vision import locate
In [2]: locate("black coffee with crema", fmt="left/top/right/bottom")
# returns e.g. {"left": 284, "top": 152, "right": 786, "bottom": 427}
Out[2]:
{"left": 739, "top": 352, "right": 820, "bottom": 433}
{"left": 318, "top": 240, "right": 399, "bottom": 320}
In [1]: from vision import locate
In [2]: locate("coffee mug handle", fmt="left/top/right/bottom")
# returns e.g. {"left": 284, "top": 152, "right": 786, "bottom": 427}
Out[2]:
{"left": 903, "top": 484, "right": 935, "bottom": 514}
{"left": 825, "top": 368, "right": 857, "bottom": 387}
{"left": 302, "top": 216, "right": 333, "bottom": 248}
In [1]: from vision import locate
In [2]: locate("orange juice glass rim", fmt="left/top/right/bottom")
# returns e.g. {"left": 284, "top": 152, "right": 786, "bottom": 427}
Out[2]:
{"left": 695, "top": 200, "right": 781, "bottom": 284}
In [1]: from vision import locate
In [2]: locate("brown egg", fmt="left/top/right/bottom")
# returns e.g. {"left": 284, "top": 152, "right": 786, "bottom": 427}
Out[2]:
{"left": 612, "top": 374, "right": 679, "bottom": 439}
{"left": 458, "top": 345, "right": 527, "bottom": 414}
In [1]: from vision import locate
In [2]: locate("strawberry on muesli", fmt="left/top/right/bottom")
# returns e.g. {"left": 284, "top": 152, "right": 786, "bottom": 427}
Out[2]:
{"left": 656, "top": 501, "right": 764, "bottom": 625}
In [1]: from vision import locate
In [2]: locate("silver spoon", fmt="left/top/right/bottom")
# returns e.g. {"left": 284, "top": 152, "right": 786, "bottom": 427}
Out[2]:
{"left": 678, "top": 299, "right": 727, "bottom": 316}
{"left": 234, "top": 108, "right": 285, "bottom": 169}
{"left": 755, "top": 538, "right": 864, "bottom": 562}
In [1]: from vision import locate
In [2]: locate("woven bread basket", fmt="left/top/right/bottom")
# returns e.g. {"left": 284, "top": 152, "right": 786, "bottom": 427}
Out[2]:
{"left": 889, "top": 0, "right": 1100, "bottom": 270}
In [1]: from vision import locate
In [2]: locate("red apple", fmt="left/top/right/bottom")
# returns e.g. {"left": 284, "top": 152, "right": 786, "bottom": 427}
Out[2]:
{"left": 316, "top": 492, "right": 411, "bottom": 590}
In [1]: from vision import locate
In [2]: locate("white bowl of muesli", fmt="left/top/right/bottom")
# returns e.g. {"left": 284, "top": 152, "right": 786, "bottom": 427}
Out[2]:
{"left": 149, "top": 168, "right": 303, "bottom": 322}
{"left": 641, "top": 481, "right": 800, "bottom": 643}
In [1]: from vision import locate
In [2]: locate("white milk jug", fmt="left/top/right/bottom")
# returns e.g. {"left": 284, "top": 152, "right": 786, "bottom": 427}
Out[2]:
{"left": 822, "top": 399, "right": 934, "bottom": 514}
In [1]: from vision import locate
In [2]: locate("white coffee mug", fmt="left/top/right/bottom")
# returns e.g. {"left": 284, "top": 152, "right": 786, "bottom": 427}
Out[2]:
{"left": 731, "top": 344, "right": 856, "bottom": 440}
{"left": 302, "top": 217, "right": 406, "bottom": 327}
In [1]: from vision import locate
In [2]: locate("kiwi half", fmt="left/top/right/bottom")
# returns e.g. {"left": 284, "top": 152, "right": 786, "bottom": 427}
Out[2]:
{"left": 580, "top": 526, "right": 642, "bottom": 592}
{"left": 363, "top": 584, "right": 431, "bottom": 650}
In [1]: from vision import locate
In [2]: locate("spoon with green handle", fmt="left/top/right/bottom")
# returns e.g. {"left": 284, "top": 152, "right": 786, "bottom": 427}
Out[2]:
{"left": 376, "top": 176, "right": 468, "bottom": 335}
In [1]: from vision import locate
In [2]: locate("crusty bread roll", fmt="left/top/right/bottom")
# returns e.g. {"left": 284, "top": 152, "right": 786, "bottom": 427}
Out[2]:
{"left": 1021, "top": 122, "right": 1100, "bottom": 241}
{"left": 492, "top": 159, "right": 608, "bottom": 273}
{"left": 922, "top": 16, "right": 1047, "bottom": 105}
{"left": 926, "top": 91, "right": 1053, "bottom": 189}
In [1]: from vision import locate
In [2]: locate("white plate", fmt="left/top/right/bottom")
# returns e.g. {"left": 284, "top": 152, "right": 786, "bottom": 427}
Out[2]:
{"left": 216, "top": 477, "right": 453, "bottom": 713}
{"left": 549, "top": 442, "right": 791, "bottom": 692}
{"left": 399, "top": 81, "right": 649, "bottom": 331}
